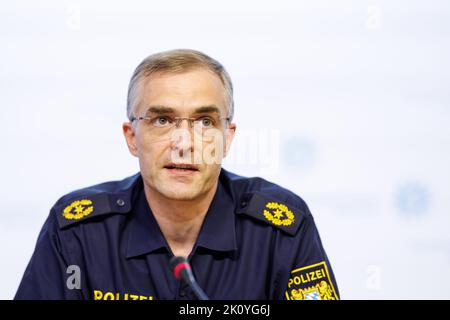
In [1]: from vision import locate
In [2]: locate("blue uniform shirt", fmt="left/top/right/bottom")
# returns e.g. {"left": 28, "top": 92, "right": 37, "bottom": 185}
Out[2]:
{"left": 15, "top": 169, "right": 339, "bottom": 300}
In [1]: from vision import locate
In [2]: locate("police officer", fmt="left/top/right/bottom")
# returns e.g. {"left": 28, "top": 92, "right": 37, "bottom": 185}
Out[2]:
{"left": 15, "top": 49, "right": 339, "bottom": 300}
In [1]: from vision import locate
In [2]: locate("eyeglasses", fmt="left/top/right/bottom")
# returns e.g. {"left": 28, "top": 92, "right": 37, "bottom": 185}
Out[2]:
{"left": 130, "top": 114, "right": 231, "bottom": 137}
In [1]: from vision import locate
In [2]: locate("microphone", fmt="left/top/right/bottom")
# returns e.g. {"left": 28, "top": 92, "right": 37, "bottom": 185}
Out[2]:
{"left": 169, "top": 256, "right": 209, "bottom": 300}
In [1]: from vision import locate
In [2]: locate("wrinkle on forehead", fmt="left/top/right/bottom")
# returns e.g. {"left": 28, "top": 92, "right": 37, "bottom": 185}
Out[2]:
{"left": 134, "top": 69, "right": 228, "bottom": 117}
{"left": 143, "top": 105, "right": 222, "bottom": 117}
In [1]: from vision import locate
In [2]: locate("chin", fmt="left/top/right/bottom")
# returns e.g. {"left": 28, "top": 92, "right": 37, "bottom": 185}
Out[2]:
{"left": 158, "top": 186, "right": 201, "bottom": 201}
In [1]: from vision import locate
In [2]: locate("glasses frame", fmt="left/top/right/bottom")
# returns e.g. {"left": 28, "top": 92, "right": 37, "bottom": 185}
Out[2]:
{"left": 130, "top": 115, "right": 231, "bottom": 130}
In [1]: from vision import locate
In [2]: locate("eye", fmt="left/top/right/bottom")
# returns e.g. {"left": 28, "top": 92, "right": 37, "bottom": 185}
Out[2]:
{"left": 152, "top": 116, "right": 172, "bottom": 127}
{"left": 197, "top": 117, "right": 214, "bottom": 128}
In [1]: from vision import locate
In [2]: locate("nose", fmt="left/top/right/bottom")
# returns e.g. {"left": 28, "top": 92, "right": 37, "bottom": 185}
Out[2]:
{"left": 170, "top": 126, "right": 194, "bottom": 159}
{"left": 175, "top": 117, "right": 194, "bottom": 129}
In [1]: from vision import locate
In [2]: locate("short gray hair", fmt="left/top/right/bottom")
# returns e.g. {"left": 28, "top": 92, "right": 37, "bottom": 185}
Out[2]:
{"left": 127, "top": 49, "right": 234, "bottom": 121}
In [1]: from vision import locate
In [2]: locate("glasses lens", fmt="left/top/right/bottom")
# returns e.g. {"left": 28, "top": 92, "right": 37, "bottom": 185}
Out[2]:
{"left": 138, "top": 114, "right": 227, "bottom": 141}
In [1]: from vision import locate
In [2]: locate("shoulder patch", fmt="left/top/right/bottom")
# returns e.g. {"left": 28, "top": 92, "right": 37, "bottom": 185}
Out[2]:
{"left": 55, "top": 192, "right": 132, "bottom": 229}
{"left": 236, "top": 192, "right": 306, "bottom": 236}
{"left": 285, "top": 261, "right": 339, "bottom": 300}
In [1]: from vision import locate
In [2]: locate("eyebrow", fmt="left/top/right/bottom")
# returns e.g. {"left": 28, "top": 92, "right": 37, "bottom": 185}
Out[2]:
{"left": 145, "top": 105, "right": 222, "bottom": 115}
{"left": 192, "top": 105, "right": 221, "bottom": 115}
{"left": 145, "top": 106, "right": 175, "bottom": 114}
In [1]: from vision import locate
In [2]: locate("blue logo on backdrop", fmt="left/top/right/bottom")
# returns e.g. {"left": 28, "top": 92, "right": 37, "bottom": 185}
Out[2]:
{"left": 395, "top": 181, "right": 430, "bottom": 218}
{"left": 282, "top": 137, "right": 316, "bottom": 172}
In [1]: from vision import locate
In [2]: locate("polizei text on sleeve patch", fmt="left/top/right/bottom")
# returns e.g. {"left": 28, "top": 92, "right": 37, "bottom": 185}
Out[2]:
{"left": 285, "top": 261, "right": 339, "bottom": 300}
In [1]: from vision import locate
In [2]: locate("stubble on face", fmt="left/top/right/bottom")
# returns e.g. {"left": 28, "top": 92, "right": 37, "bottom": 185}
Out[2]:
{"left": 132, "top": 69, "right": 231, "bottom": 202}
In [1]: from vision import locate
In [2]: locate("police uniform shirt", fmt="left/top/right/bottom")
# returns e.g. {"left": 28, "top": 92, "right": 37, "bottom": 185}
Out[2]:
{"left": 15, "top": 169, "right": 340, "bottom": 300}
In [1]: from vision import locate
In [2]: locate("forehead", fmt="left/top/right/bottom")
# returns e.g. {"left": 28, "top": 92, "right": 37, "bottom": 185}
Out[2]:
{"left": 135, "top": 68, "right": 228, "bottom": 115}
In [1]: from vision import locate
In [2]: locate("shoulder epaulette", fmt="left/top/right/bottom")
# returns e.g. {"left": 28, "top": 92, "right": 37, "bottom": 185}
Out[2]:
{"left": 54, "top": 192, "right": 132, "bottom": 229}
{"left": 236, "top": 192, "right": 306, "bottom": 236}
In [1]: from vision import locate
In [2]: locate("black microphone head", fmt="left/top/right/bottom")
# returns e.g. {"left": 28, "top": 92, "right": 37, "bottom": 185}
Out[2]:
{"left": 168, "top": 256, "right": 209, "bottom": 300}
{"left": 170, "top": 256, "right": 194, "bottom": 281}
{"left": 169, "top": 256, "right": 187, "bottom": 274}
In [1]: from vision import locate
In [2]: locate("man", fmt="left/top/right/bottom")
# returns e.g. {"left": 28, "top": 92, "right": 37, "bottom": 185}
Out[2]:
{"left": 15, "top": 49, "right": 339, "bottom": 300}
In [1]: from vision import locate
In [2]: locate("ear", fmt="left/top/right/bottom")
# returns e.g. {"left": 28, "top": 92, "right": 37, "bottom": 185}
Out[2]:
{"left": 122, "top": 122, "right": 139, "bottom": 157}
{"left": 223, "top": 123, "right": 236, "bottom": 158}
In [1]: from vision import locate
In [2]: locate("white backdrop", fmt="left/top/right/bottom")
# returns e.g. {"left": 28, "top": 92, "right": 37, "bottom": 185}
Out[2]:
{"left": 1, "top": 0, "right": 449, "bottom": 299}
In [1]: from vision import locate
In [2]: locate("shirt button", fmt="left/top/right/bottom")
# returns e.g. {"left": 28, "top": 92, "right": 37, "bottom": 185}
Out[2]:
{"left": 179, "top": 290, "right": 187, "bottom": 297}
{"left": 241, "top": 201, "right": 247, "bottom": 207}
{"left": 116, "top": 198, "right": 125, "bottom": 207}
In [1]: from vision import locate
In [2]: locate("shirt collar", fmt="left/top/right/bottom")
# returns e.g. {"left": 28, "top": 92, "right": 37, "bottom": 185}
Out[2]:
{"left": 194, "top": 172, "right": 238, "bottom": 253}
{"left": 126, "top": 170, "right": 238, "bottom": 259}
{"left": 126, "top": 178, "right": 168, "bottom": 258}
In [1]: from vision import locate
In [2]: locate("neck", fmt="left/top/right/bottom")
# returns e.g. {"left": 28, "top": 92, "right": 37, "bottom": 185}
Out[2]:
{"left": 143, "top": 181, "right": 218, "bottom": 258}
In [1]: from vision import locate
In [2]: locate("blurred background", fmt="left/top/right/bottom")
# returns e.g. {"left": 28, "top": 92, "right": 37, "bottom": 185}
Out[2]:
{"left": 1, "top": 0, "right": 449, "bottom": 299}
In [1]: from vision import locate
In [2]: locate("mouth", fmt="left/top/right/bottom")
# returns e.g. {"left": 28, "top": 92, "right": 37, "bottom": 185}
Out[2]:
{"left": 163, "top": 163, "right": 199, "bottom": 175}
